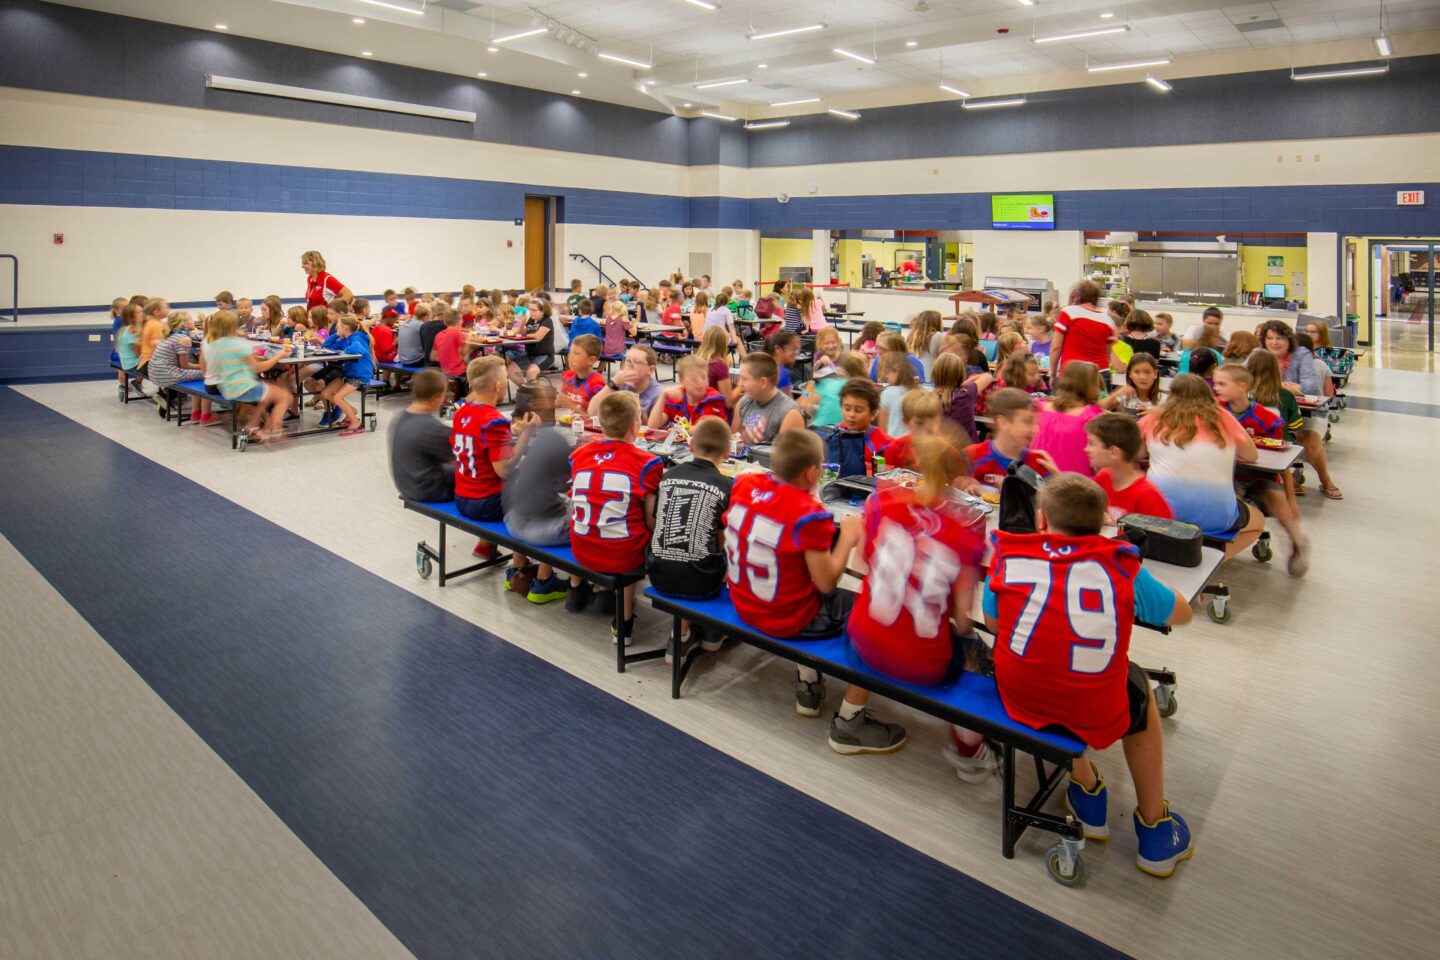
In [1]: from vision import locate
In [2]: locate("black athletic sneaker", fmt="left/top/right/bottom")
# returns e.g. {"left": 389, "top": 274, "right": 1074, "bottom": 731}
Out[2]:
{"left": 594, "top": 589, "right": 615, "bottom": 616}
{"left": 565, "top": 583, "right": 590, "bottom": 613}
{"left": 612, "top": 615, "right": 636, "bottom": 647}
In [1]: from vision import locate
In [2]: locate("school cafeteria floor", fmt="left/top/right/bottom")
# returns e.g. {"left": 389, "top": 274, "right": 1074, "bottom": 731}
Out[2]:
{"left": 1, "top": 363, "right": 1436, "bottom": 960}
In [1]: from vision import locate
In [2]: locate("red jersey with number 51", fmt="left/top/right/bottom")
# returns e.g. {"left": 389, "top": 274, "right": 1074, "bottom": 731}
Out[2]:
{"left": 723, "top": 473, "right": 835, "bottom": 638}
{"left": 569, "top": 439, "right": 663, "bottom": 574}
{"left": 848, "top": 486, "right": 984, "bottom": 685}
{"left": 989, "top": 531, "right": 1141, "bottom": 748}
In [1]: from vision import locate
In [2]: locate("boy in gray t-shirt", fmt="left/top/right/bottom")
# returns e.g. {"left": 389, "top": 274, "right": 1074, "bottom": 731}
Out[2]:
{"left": 733, "top": 352, "right": 803, "bottom": 445}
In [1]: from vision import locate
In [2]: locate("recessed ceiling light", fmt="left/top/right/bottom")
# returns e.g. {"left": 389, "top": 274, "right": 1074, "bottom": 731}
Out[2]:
{"left": 939, "top": 82, "right": 971, "bottom": 97}
{"left": 827, "top": 107, "right": 860, "bottom": 119}
{"left": 695, "top": 77, "right": 748, "bottom": 89}
{"left": 572, "top": 89, "right": 581, "bottom": 95}
{"left": 578, "top": 72, "right": 588, "bottom": 78}
{"left": 962, "top": 96, "right": 1026, "bottom": 109}
{"left": 833, "top": 48, "right": 875, "bottom": 65}
{"left": 642, "top": 79, "right": 657, "bottom": 85}
{"left": 1087, "top": 56, "right": 1172, "bottom": 73}
{"left": 758, "top": 63, "right": 768, "bottom": 69}
{"left": 771, "top": 97, "right": 820, "bottom": 106}
{"left": 905, "top": 40, "right": 918, "bottom": 47}
{"left": 353, "top": 18, "right": 366, "bottom": 25}
{"left": 684, "top": 0, "right": 720, "bottom": 9}
{"left": 682, "top": 102, "right": 693, "bottom": 107}
{"left": 1100, "top": 11, "right": 1114, "bottom": 18}
{"left": 476, "top": 72, "right": 487, "bottom": 78}
{"left": 1145, "top": 75, "right": 1172, "bottom": 92}
{"left": 749, "top": 24, "right": 826, "bottom": 41}
{"left": 700, "top": 110, "right": 736, "bottom": 121}
{"left": 487, "top": 46, "right": 499, "bottom": 53}
{"left": 598, "top": 52, "right": 654, "bottom": 69}
{"left": 1016, "top": 0, "right": 1035, "bottom": 6}
{"left": 359, "top": 0, "right": 424, "bottom": 14}
{"left": 361, "top": 51, "right": 373, "bottom": 57}
{"left": 1034, "top": 25, "right": 1130, "bottom": 43}
{"left": 215, "top": 24, "right": 228, "bottom": 30}
{"left": 492, "top": 27, "right": 548, "bottom": 43}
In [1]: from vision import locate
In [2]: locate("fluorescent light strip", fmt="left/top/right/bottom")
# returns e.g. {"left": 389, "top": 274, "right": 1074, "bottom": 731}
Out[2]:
{"left": 961, "top": 97, "right": 1026, "bottom": 109}
{"left": 491, "top": 27, "right": 547, "bottom": 43}
{"left": 1375, "top": 34, "right": 1392, "bottom": 57}
{"left": 939, "top": 82, "right": 971, "bottom": 97}
{"left": 204, "top": 75, "right": 475, "bottom": 122}
{"left": 1145, "top": 75, "right": 1172, "bottom": 92}
{"left": 700, "top": 110, "right": 736, "bottom": 121}
{"left": 684, "top": 0, "right": 720, "bottom": 9}
{"left": 827, "top": 107, "right": 860, "bottom": 119}
{"left": 832, "top": 48, "right": 875, "bottom": 64}
{"left": 358, "top": 0, "right": 425, "bottom": 15}
{"left": 745, "top": 120, "right": 790, "bottom": 130}
{"left": 770, "top": 97, "right": 820, "bottom": 106}
{"left": 598, "top": 51, "right": 653, "bottom": 69}
{"left": 1087, "top": 56, "right": 1171, "bottom": 73}
{"left": 1034, "top": 25, "right": 1130, "bottom": 44}
{"left": 749, "top": 23, "right": 826, "bottom": 41}
{"left": 695, "top": 78, "right": 748, "bottom": 89}
{"left": 1016, "top": 0, "right": 1035, "bottom": 5}
{"left": 1292, "top": 64, "right": 1390, "bottom": 80}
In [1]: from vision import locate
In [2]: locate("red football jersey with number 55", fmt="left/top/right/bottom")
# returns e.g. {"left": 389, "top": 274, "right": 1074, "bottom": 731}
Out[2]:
{"left": 569, "top": 439, "right": 663, "bottom": 574}
{"left": 988, "top": 531, "right": 1142, "bottom": 748}
{"left": 847, "top": 486, "right": 984, "bottom": 685}
{"left": 723, "top": 473, "right": 835, "bottom": 638}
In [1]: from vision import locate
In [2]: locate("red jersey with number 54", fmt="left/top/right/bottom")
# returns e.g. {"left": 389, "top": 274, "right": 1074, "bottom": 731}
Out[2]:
{"left": 724, "top": 473, "right": 835, "bottom": 638}
{"left": 989, "top": 531, "right": 1141, "bottom": 748}
{"left": 848, "top": 486, "right": 984, "bottom": 685}
{"left": 569, "top": 439, "right": 663, "bottom": 574}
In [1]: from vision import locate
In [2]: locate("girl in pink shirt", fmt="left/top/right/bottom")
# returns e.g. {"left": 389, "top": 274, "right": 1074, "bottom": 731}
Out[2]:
{"left": 1033, "top": 361, "right": 1104, "bottom": 475}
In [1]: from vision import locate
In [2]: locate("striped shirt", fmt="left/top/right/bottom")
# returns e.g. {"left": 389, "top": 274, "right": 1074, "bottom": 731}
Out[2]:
{"left": 146, "top": 331, "right": 194, "bottom": 387}
{"left": 783, "top": 306, "right": 804, "bottom": 332}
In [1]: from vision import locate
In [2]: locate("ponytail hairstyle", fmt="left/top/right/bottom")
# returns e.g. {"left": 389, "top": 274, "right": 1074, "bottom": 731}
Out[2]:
{"left": 121, "top": 301, "right": 145, "bottom": 334}
{"left": 1148, "top": 373, "right": 1229, "bottom": 449}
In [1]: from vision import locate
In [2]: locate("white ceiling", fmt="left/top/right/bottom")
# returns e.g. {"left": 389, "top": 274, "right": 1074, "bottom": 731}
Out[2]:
{"left": 45, "top": 0, "right": 1440, "bottom": 117}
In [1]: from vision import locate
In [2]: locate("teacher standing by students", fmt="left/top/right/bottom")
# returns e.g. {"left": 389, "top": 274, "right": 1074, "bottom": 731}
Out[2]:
{"left": 301, "top": 250, "right": 352, "bottom": 310}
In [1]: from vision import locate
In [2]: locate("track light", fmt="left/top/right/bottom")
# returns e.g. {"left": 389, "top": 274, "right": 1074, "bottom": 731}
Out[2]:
{"left": 492, "top": 27, "right": 547, "bottom": 43}
{"left": 832, "top": 48, "right": 875, "bottom": 64}
{"left": 599, "top": 52, "right": 654, "bottom": 69}
{"left": 1034, "top": 25, "right": 1130, "bottom": 43}
{"left": 749, "top": 24, "right": 826, "bottom": 41}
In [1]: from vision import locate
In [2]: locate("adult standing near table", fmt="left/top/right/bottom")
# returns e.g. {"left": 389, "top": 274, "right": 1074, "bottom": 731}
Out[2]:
{"left": 301, "top": 250, "right": 352, "bottom": 311}
{"left": 1050, "top": 280, "right": 1115, "bottom": 373}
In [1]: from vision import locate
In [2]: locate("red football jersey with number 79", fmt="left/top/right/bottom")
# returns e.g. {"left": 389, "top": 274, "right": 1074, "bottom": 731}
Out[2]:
{"left": 569, "top": 439, "right": 663, "bottom": 574}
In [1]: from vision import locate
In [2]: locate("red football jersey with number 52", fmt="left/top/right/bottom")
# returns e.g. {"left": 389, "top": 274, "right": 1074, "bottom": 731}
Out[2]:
{"left": 569, "top": 439, "right": 663, "bottom": 574}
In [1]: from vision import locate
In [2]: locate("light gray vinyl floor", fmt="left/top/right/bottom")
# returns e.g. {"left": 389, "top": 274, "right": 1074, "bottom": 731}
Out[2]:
{"left": 3, "top": 362, "right": 1439, "bottom": 959}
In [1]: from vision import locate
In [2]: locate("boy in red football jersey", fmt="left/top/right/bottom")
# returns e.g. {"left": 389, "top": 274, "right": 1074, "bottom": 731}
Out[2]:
{"left": 725, "top": 431, "right": 903, "bottom": 750}
{"left": 1214, "top": 363, "right": 1308, "bottom": 576}
{"left": 1083, "top": 414, "right": 1174, "bottom": 522}
{"left": 569, "top": 392, "right": 663, "bottom": 641}
{"left": 560, "top": 334, "right": 606, "bottom": 415}
{"left": 962, "top": 388, "right": 1056, "bottom": 490}
{"left": 451, "top": 356, "right": 543, "bottom": 590}
{"left": 988, "top": 473, "right": 1195, "bottom": 877}
{"left": 837, "top": 379, "right": 892, "bottom": 475}
{"left": 649, "top": 355, "right": 728, "bottom": 430}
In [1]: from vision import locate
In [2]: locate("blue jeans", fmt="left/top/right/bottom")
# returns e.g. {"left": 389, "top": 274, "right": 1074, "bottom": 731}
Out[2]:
{"left": 455, "top": 493, "right": 504, "bottom": 523}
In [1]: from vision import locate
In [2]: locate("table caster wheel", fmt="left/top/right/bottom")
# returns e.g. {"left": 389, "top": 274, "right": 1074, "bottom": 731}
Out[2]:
{"left": 117, "top": 384, "right": 127, "bottom": 402}
{"left": 1156, "top": 685, "right": 1179, "bottom": 718}
{"left": 1252, "top": 539, "right": 1272, "bottom": 563}
{"left": 416, "top": 546, "right": 433, "bottom": 580}
{"left": 1207, "top": 597, "right": 1231, "bottom": 624}
{"left": 1046, "top": 843, "right": 1086, "bottom": 887}
{"left": 1327, "top": 411, "right": 1340, "bottom": 424}
{"left": 235, "top": 433, "right": 249, "bottom": 452}
{"left": 367, "top": 414, "right": 377, "bottom": 432}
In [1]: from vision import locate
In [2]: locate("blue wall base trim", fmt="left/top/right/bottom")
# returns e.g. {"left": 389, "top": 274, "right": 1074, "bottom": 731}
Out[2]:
{"left": 0, "top": 387, "right": 1130, "bottom": 960}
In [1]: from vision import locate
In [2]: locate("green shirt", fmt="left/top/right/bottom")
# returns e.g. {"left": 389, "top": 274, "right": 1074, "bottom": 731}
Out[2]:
{"left": 209, "top": 336, "right": 261, "bottom": 401}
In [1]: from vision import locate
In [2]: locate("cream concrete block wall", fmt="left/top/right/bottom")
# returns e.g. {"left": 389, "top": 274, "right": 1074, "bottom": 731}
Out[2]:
{"left": 1306, "top": 233, "right": 1340, "bottom": 317}
{"left": 0, "top": 205, "right": 523, "bottom": 308}
{"left": 560, "top": 224, "right": 691, "bottom": 288}
{"left": 971, "top": 231, "right": 1084, "bottom": 296}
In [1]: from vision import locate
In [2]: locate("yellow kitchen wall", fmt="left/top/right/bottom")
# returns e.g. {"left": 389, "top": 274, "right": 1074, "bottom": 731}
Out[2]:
{"left": 1240, "top": 246, "right": 1308, "bottom": 295}
{"left": 759, "top": 237, "right": 815, "bottom": 284}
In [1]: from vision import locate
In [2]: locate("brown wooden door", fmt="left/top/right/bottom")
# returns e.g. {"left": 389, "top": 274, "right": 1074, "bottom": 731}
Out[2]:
{"left": 524, "top": 197, "right": 548, "bottom": 291}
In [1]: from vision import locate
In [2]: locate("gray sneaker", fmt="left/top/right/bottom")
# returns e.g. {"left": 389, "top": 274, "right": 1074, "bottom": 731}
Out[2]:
{"left": 795, "top": 677, "right": 827, "bottom": 717}
{"left": 828, "top": 710, "right": 908, "bottom": 755}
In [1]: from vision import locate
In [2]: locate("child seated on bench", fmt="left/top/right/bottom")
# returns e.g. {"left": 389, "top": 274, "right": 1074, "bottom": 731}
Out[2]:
{"left": 848, "top": 436, "right": 986, "bottom": 759}
{"left": 500, "top": 379, "right": 571, "bottom": 605}
{"left": 835, "top": 378, "right": 892, "bottom": 476}
{"left": 649, "top": 356, "right": 728, "bottom": 430}
{"left": 724, "top": 430, "right": 903, "bottom": 752}
{"left": 961, "top": 388, "right": 1057, "bottom": 491}
{"left": 315, "top": 315, "right": 375, "bottom": 437}
{"left": 988, "top": 473, "right": 1195, "bottom": 878}
{"left": 205, "top": 310, "right": 294, "bottom": 442}
{"left": 560, "top": 334, "right": 606, "bottom": 416}
{"left": 1083, "top": 414, "right": 1173, "bottom": 522}
{"left": 451, "top": 356, "right": 542, "bottom": 588}
{"left": 388, "top": 368, "right": 455, "bottom": 503}
{"left": 568, "top": 392, "right": 663, "bottom": 639}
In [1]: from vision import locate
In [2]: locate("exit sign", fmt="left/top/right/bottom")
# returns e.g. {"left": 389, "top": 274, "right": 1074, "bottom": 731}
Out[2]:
{"left": 1397, "top": 190, "right": 1425, "bottom": 206}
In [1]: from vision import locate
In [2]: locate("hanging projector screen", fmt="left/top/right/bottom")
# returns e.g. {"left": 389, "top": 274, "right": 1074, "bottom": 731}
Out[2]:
{"left": 991, "top": 194, "right": 1055, "bottom": 230}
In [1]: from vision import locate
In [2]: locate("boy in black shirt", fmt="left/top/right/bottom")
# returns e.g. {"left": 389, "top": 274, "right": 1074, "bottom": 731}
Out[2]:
{"left": 648, "top": 417, "right": 733, "bottom": 652}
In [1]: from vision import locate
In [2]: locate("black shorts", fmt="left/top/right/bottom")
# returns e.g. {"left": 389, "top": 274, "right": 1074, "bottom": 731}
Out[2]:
{"left": 791, "top": 590, "right": 855, "bottom": 640}
{"left": 1042, "top": 661, "right": 1151, "bottom": 743}
{"left": 314, "top": 364, "right": 345, "bottom": 385}
{"left": 1221, "top": 497, "right": 1253, "bottom": 536}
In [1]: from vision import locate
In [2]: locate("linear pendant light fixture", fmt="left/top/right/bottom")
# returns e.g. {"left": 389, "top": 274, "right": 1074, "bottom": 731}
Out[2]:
{"left": 749, "top": 23, "right": 826, "bottom": 41}
{"left": 1374, "top": 34, "right": 1393, "bottom": 56}
{"left": 1088, "top": 56, "right": 1171, "bottom": 72}
{"left": 204, "top": 75, "right": 475, "bottom": 122}
{"left": 1291, "top": 63, "right": 1390, "bottom": 80}
{"left": 1144, "top": 75, "right": 1173, "bottom": 92}
{"left": 1034, "top": 25, "right": 1130, "bottom": 43}
{"left": 745, "top": 120, "right": 790, "bottom": 130}
{"left": 827, "top": 107, "right": 860, "bottom": 119}
{"left": 939, "top": 82, "right": 972, "bottom": 97}
{"left": 700, "top": 110, "right": 736, "bottom": 121}
{"left": 358, "top": 0, "right": 425, "bottom": 15}
{"left": 491, "top": 26, "right": 547, "bottom": 43}
{"left": 962, "top": 96, "right": 1025, "bottom": 109}
{"left": 771, "top": 97, "right": 821, "bottom": 106}
{"left": 695, "top": 77, "right": 748, "bottom": 89}
{"left": 832, "top": 48, "right": 875, "bottom": 64}
{"left": 684, "top": 0, "right": 720, "bottom": 9}
{"left": 599, "top": 51, "right": 653, "bottom": 69}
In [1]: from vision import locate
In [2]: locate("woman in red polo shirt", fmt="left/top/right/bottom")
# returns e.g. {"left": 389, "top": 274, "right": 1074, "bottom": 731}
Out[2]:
{"left": 1050, "top": 279, "right": 1115, "bottom": 373}
{"left": 301, "top": 250, "right": 352, "bottom": 311}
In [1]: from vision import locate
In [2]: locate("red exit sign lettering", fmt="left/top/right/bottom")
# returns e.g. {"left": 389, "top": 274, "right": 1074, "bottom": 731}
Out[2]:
{"left": 1397, "top": 190, "right": 1425, "bottom": 206}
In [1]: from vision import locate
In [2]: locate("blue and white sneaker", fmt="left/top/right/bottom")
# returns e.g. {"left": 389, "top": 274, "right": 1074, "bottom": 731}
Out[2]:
{"left": 1134, "top": 804, "right": 1194, "bottom": 878}
{"left": 319, "top": 407, "right": 339, "bottom": 428}
{"left": 1064, "top": 771, "right": 1110, "bottom": 841}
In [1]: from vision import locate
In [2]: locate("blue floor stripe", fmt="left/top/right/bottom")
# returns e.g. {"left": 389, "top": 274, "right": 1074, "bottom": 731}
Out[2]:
{"left": 0, "top": 387, "right": 1128, "bottom": 960}
{"left": 1341, "top": 395, "right": 1440, "bottom": 419}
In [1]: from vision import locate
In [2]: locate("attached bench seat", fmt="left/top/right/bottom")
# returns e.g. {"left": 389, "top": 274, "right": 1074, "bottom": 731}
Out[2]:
{"left": 403, "top": 499, "right": 657, "bottom": 672}
{"left": 109, "top": 362, "right": 146, "bottom": 403}
{"left": 644, "top": 586, "right": 1088, "bottom": 880}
